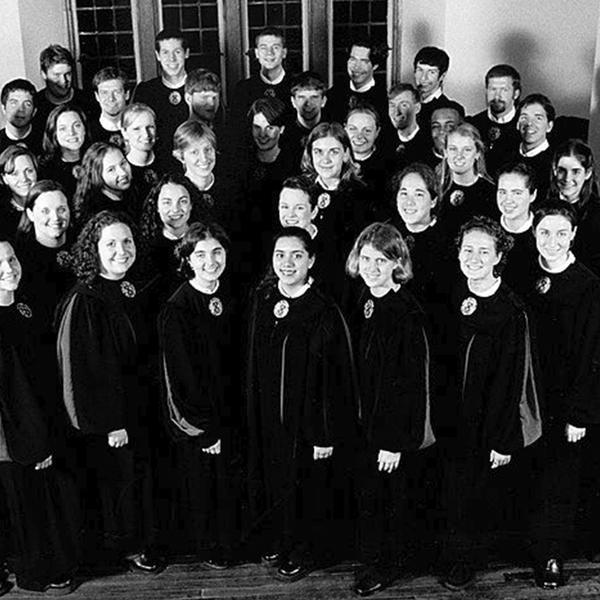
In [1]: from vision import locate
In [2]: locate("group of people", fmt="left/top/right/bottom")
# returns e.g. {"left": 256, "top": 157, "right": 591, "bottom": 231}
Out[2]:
{"left": 0, "top": 23, "right": 598, "bottom": 598}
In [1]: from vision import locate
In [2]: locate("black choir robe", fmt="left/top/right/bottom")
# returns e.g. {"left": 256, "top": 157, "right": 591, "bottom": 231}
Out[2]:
{"left": 500, "top": 221, "right": 537, "bottom": 300}
{"left": 246, "top": 281, "right": 358, "bottom": 557}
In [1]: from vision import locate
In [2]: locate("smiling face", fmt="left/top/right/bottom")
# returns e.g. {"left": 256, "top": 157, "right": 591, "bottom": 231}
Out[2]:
{"left": 56, "top": 111, "right": 86, "bottom": 154}
{"left": 431, "top": 107, "right": 459, "bottom": 154}
{"left": 254, "top": 34, "right": 287, "bottom": 72}
{"left": 272, "top": 235, "right": 314, "bottom": 291}
{"left": 347, "top": 45, "right": 377, "bottom": 88}
{"left": 0, "top": 242, "right": 21, "bottom": 296}
{"left": 459, "top": 229, "right": 501, "bottom": 286}
{"left": 486, "top": 76, "right": 519, "bottom": 118}
{"left": 345, "top": 112, "right": 379, "bottom": 158}
{"left": 497, "top": 172, "right": 536, "bottom": 223}
{"left": 311, "top": 135, "right": 347, "bottom": 182}
{"left": 535, "top": 214, "right": 576, "bottom": 268}
{"left": 278, "top": 187, "right": 315, "bottom": 230}
{"left": 554, "top": 154, "right": 592, "bottom": 203}
{"left": 358, "top": 243, "right": 397, "bottom": 293}
{"left": 157, "top": 182, "right": 192, "bottom": 234}
{"left": 95, "top": 78, "right": 129, "bottom": 118}
{"left": 2, "top": 155, "right": 37, "bottom": 202}
{"left": 396, "top": 172, "right": 436, "bottom": 230}
{"left": 156, "top": 38, "right": 189, "bottom": 80}
{"left": 98, "top": 222, "right": 136, "bottom": 280}
{"left": 43, "top": 62, "right": 73, "bottom": 99}
{"left": 122, "top": 111, "right": 156, "bottom": 153}
{"left": 179, "top": 137, "right": 216, "bottom": 179}
{"left": 518, "top": 102, "right": 553, "bottom": 151}
{"left": 26, "top": 190, "right": 70, "bottom": 246}
{"left": 2, "top": 89, "right": 35, "bottom": 129}
{"left": 414, "top": 62, "right": 444, "bottom": 100}
{"left": 101, "top": 148, "right": 132, "bottom": 195}
{"left": 446, "top": 132, "right": 479, "bottom": 177}
{"left": 252, "top": 112, "right": 284, "bottom": 152}
{"left": 187, "top": 237, "right": 226, "bottom": 286}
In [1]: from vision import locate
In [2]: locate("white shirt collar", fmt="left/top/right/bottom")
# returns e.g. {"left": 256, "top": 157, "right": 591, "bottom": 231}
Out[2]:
{"left": 5, "top": 125, "right": 32, "bottom": 141}
{"left": 260, "top": 68, "right": 286, "bottom": 86}
{"left": 421, "top": 87, "right": 442, "bottom": 104}
{"left": 468, "top": 277, "right": 502, "bottom": 297}
{"left": 278, "top": 279, "right": 312, "bottom": 298}
{"left": 487, "top": 106, "right": 516, "bottom": 124}
{"left": 397, "top": 124, "right": 420, "bottom": 143}
{"left": 520, "top": 139, "right": 549, "bottom": 158}
{"left": 501, "top": 212, "right": 533, "bottom": 234}
{"left": 350, "top": 77, "right": 376, "bottom": 93}
{"left": 539, "top": 251, "right": 576, "bottom": 274}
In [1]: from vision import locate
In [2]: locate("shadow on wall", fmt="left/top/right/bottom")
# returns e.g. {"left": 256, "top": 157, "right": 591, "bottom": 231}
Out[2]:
{"left": 410, "top": 21, "right": 434, "bottom": 55}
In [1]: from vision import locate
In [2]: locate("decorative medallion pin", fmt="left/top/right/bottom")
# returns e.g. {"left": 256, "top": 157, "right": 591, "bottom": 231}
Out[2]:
{"left": 450, "top": 190, "right": 465, "bottom": 207}
{"left": 460, "top": 296, "right": 478, "bottom": 316}
{"left": 317, "top": 193, "right": 331, "bottom": 209}
{"left": 535, "top": 276, "right": 551, "bottom": 295}
{"left": 273, "top": 299, "right": 289, "bottom": 319}
{"left": 16, "top": 303, "right": 32, "bottom": 319}
{"left": 209, "top": 297, "right": 223, "bottom": 316}
{"left": 363, "top": 298, "right": 374, "bottom": 319}
{"left": 169, "top": 91, "right": 182, "bottom": 105}
{"left": 120, "top": 281, "right": 137, "bottom": 298}
{"left": 488, "top": 126, "right": 501, "bottom": 142}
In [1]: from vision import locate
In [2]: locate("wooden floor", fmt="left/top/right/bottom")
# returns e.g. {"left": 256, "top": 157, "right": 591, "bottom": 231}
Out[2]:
{"left": 8, "top": 558, "right": 600, "bottom": 599}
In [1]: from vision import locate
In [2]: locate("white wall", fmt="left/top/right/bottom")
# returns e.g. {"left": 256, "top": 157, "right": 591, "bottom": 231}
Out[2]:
{"left": 399, "top": 0, "right": 599, "bottom": 118}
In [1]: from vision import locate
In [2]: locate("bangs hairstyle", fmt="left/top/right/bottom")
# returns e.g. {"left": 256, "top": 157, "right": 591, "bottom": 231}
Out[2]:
{"left": 155, "top": 29, "right": 188, "bottom": 52}
{"left": 497, "top": 161, "right": 538, "bottom": 194}
{"left": 1, "top": 78, "right": 36, "bottom": 107}
{"left": 345, "top": 101, "right": 381, "bottom": 130}
{"left": 255, "top": 26, "right": 286, "bottom": 48}
{"left": 62, "top": 210, "right": 136, "bottom": 285}
{"left": 346, "top": 222, "right": 413, "bottom": 283}
{"left": 0, "top": 145, "right": 38, "bottom": 175}
{"left": 456, "top": 216, "right": 514, "bottom": 276}
{"left": 139, "top": 172, "right": 192, "bottom": 243}
{"left": 281, "top": 175, "right": 317, "bottom": 208}
{"left": 42, "top": 103, "right": 90, "bottom": 162}
{"left": 533, "top": 201, "right": 579, "bottom": 230}
{"left": 19, "top": 179, "right": 69, "bottom": 235}
{"left": 548, "top": 138, "right": 597, "bottom": 210}
{"left": 247, "top": 96, "right": 287, "bottom": 127}
{"left": 301, "top": 122, "right": 360, "bottom": 182}
{"left": 392, "top": 162, "right": 439, "bottom": 216}
{"left": 121, "top": 102, "right": 156, "bottom": 131}
{"left": 92, "top": 66, "right": 129, "bottom": 91}
{"left": 185, "top": 68, "right": 221, "bottom": 95}
{"left": 39, "top": 44, "right": 74, "bottom": 72}
{"left": 175, "top": 221, "right": 230, "bottom": 280}
{"left": 414, "top": 46, "right": 449, "bottom": 75}
{"left": 518, "top": 93, "right": 556, "bottom": 123}
{"left": 348, "top": 37, "right": 390, "bottom": 67}
{"left": 290, "top": 71, "right": 326, "bottom": 95}
{"left": 388, "top": 83, "right": 419, "bottom": 103}
{"left": 273, "top": 226, "right": 316, "bottom": 257}
{"left": 173, "top": 119, "right": 217, "bottom": 156}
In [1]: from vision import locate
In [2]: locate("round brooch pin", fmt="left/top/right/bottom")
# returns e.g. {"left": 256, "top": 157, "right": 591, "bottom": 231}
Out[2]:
{"left": 460, "top": 296, "right": 478, "bottom": 316}
{"left": 169, "top": 90, "right": 182, "bottom": 105}
{"left": 16, "top": 302, "right": 32, "bottom": 319}
{"left": 209, "top": 297, "right": 223, "bottom": 316}
{"left": 450, "top": 190, "right": 465, "bottom": 207}
{"left": 363, "top": 298, "right": 374, "bottom": 319}
{"left": 317, "top": 193, "right": 331, "bottom": 209}
{"left": 120, "top": 281, "right": 137, "bottom": 298}
{"left": 273, "top": 299, "right": 289, "bottom": 319}
{"left": 488, "top": 126, "right": 501, "bottom": 142}
{"left": 265, "top": 88, "right": 275, "bottom": 98}
{"left": 535, "top": 276, "right": 551, "bottom": 295}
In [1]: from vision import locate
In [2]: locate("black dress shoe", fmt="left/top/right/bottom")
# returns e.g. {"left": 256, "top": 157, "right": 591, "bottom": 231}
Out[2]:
{"left": 127, "top": 553, "right": 164, "bottom": 574}
{"left": 535, "top": 558, "right": 566, "bottom": 589}
{"left": 0, "top": 579, "right": 12, "bottom": 597}
{"left": 45, "top": 578, "right": 75, "bottom": 596}
{"left": 202, "top": 557, "right": 231, "bottom": 570}
{"left": 276, "top": 557, "right": 314, "bottom": 582}
{"left": 261, "top": 552, "right": 281, "bottom": 567}
{"left": 442, "top": 561, "right": 475, "bottom": 591}
{"left": 354, "top": 567, "right": 386, "bottom": 596}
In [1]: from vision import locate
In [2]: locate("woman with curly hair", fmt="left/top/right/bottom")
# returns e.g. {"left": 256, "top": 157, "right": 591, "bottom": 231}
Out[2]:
{"left": 38, "top": 104, "right": 90, "bottom": 202}
{"left": 56, "top": 210, "right": 160, "bottom": 572}
{"left": 0, "top": 145, "right": 38, "bottom": 239}
{"left": 441, "top": 216, "right": 542, "bottom": 591}
{"left": 437, "top": 122, "right": 498, "bottom": 238}
{"left": 158, "top": 221, "right": 241, "bottom": 565}
{"left": 71, "top": 142, "right": 138, "bottom": 231}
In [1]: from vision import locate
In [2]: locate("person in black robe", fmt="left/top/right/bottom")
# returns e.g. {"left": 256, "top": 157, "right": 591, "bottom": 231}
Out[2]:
{"left": 158, "top": 222, "right": 241, "bottom": 566}
{"left": 72, "top": 142, "right": 139, "bottom": 232}
{"left": 0, "top": 239, "right": 79, "bottom": 594}
{"left": 438, "top": 123, "right": 498, "bottom": 238}
{"left": 526, "top": 203, "right": 600, "bottom": 588}
{"left": 37, "top": 104, "right": 91, "bottom": 203}
{"left": 441, "top": 216, "right": 542, "bottom": 591}
{"left": 56, "top": 210, "right": 160, "bottom": 573}
{"left": 545, "top": 139, "right": 600, "bottom": 276}
{"left": 0, "top": 145, "right": 38, "bottom": 241}
{"left": 246, "top": 227, "right": 357, "bottom": 581}
{"left": 345, "top": 223, "right": 435, "bottom": 596}
{"left": 496, "top": 162, "right": 538, "bottom": 297}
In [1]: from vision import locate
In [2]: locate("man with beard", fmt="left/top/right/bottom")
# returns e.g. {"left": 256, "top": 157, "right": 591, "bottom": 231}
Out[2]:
{"left": 413, "top": 46, "right": 464, "bottom": 130}
{"left": 468, "top": 65, "right": 521, "bottom": 176}
{"left": 280, "top": 72, "right": 328, "bottom": 169}
{"left": 89, "top": 67, "right": 130, "bottom": 147}
{"left": 383, "top": 83, "right": 430, "bottom": 171}
{"left": 33, "top": 45, "right": 95, "bottom": 134}
{"left": 0, "top": 79, "right": 42, "bottom": 155}
{"left": 326, "top": 37, "right": 389, "bottom": 123}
